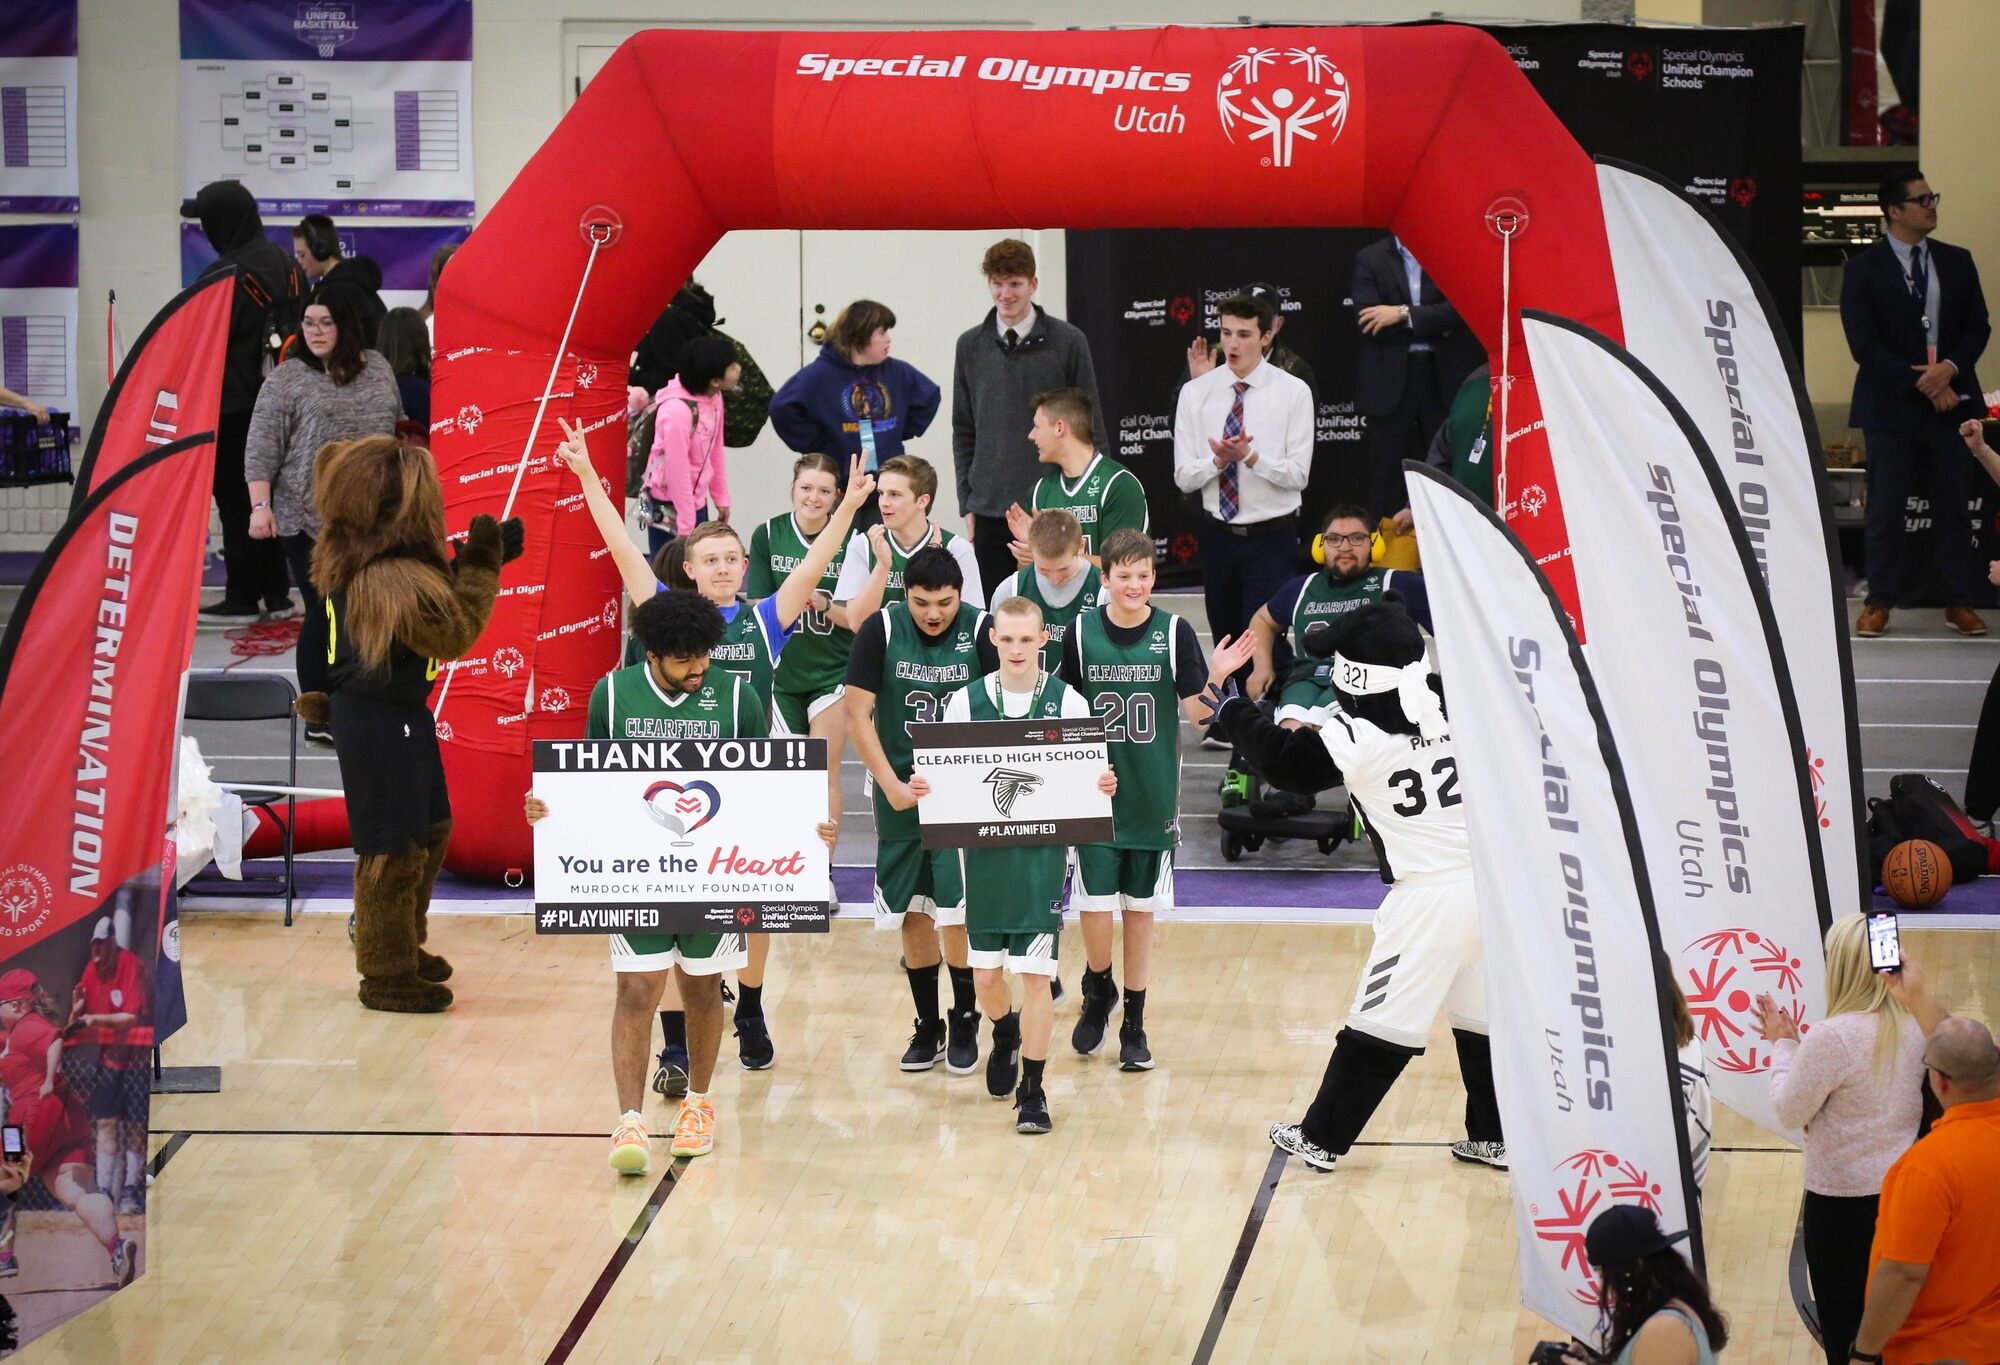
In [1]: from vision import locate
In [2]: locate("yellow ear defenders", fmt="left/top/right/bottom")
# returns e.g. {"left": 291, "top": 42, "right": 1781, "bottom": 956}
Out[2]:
{"left": 1311, "top": 526, "right": 1386, "bottom": 566}
{"left": 1310, "top": 533, "right": 1326, "bottom": 564}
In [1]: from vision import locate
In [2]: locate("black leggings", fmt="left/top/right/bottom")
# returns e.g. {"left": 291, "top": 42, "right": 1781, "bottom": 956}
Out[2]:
{"left": 1802, "top": 1190, "right": 1878, "bottom": 1365}
{"left": 280, "top": 532, "right": 329, "bottom": 698}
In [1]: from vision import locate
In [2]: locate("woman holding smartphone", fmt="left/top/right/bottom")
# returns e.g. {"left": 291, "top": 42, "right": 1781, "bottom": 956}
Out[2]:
{"left": 1752, "top": 913, "right": 1945, "bottom": 1365}
{"left": 0, "top": 970, "right": 133, "bottom": 1285}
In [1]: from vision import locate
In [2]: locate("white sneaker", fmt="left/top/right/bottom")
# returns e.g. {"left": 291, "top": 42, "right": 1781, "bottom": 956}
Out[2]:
{"left": 1270, "top": 1122, "right": 1336, "bottom": 1172}
{"left": 1451, "top": 1139, "right": 1508, "bottom": 1169}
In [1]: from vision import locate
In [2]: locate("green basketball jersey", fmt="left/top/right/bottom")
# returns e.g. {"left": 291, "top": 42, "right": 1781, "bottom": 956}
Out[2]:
{"left": 1011, "top": 564, "right": 1102, "bottom": 674}
{"left": 881, "top": 523, "right": 963, "bottom": 607}
{"left": 961, "top": 673, "right": 1075, "bottom": 935}
{"left": 1288, "top": 566, "right": 1394, "bottom": 637}
{"left": 748, "top": 513, "right": 853, "bottom": 696}
{"left": 587, "top": 662, "right": 769, "bottom": 741}
{"left": 1073, "top": 607, "right": 1184, "bottom": 850}
{"left": 706, "top": 598, "right": 783, "bottom": 716}
{"left": 871, "top": 600, "right": 987, "bottom": 841}
{"left": 1029, "top": 454, "right": 1148, "bottom": 555}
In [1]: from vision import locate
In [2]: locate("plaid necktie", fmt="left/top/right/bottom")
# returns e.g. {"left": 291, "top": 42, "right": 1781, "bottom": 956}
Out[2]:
{"left": 1218, "top": 380, "right": 1247, "bottom": 521}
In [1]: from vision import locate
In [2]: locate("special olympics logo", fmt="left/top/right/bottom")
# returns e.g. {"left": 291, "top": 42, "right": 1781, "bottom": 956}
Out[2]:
{"left": 0, "top": 864, "right": 53, "bottom": 939}
{"left": 1684, "top": 928, "right": 1809, "bottom": 1074}
{"left": 599, "top": 600, "right": 619, "bottom": 630}
{"left": 575, "top": 361, "right": 600, "bottom": 389}
{"left": 455, "top": 405, "right": 484, "bottom": 436}
{"left": 1625, "top": 50, "right": 1655, "bottom": 81}
{"left": 538, "top": 685, "right": 573, "bottom": 714}
{"left": 736, "top": 906, "right": 756, "bottom": 926}
{"left": 1170, "top": 296, "right": 1195, "bottom": 326}
{"left": 643, "top": 780, "right": 723, "bottom": 842}
{"left": 1216, "top": 46, "right": 1350, "bottom": 169}
{"left": 1519, "top": 482, "right": 1550, "bottom": 517}
{"left": 493, "top": 646, "right": 526, "bottom": 679}
{"left": 1730, "top": 177, "right": 1758, "bottom": 208}
{"left": 1533, "top": 1149, "right": 1666, "bottom": 1307}
{"left": 293, "top": 3, "right": 358, "bottom": 59}
{"left": 1805, "top": 747, "right": 1831, "bottom": 829}
{"left": 1170, "top": 532, "right": 1198, "bottom": 563}
{"left": 434, "top": 719, "right": 455, "bottom": 742}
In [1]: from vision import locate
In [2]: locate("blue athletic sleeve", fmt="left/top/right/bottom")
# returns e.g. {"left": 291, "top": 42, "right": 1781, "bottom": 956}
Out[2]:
{"left": 753, "top": 594, "right": 794, "bottom": 657}
{"left": 1265, "top": 573, "right": 1310, "bottom": 634}
{"left": 1386, "top": 570, "right": 1432, "bottom": 633}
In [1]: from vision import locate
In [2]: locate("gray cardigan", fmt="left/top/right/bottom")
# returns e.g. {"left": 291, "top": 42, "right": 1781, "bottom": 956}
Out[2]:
{"left": 951, "top": 306, "right": 1103, "bottom": 518}
{"left": 243, "top": 352, "right": 404, "bottom": 537}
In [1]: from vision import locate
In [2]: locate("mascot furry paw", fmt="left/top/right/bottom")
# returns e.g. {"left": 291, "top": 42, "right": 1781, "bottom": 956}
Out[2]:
{"left": 298, "top": 437, "right": 523, "bottom": 1013}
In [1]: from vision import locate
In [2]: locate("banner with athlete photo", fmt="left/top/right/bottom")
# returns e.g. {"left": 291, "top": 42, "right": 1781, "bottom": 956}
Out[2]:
{"left": 178, "top": 0, "right": 474, "bottom": 217}
{"left": 1406, "top": 464, "right": 1700, "bottom": 1345}
{"left": 1595, "top": 159, "right": 1865, "bottom": 915}
{"left": 1525, "top": 312, "right": 1830, "bottom": 1140}
{"left": 912, "top": 717, "right": 1113, "bottom": 849}
{"left": 531, "top": 737, "right": 832, "bottom": 934}
{"left": 0, "top": 0, "right": 79, "bottom": 212}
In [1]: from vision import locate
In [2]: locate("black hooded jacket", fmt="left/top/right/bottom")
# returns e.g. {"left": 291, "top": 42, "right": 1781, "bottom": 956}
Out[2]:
{"left": 629, "top": 282, "right": 718, "bottom": 394}
{"left": 188, "top": 180, "right": 303, "bottom": 414}
{"left": 316, "top": 256, "right": 388, "bottom": 349}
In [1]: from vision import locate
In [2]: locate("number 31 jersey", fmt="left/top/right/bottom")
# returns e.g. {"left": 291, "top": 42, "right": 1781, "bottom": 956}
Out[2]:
{"left": 1315, "top": 707, "right": 1470, "bottom": 880}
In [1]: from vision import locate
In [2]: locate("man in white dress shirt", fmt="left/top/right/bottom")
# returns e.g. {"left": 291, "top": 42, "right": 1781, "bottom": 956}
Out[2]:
{"left": 1172, "top": 292, "right": 1314, "bottom": 686}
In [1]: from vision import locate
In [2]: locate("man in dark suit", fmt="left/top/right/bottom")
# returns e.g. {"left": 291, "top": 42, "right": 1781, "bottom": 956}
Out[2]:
{"left": 1351, "top": 235, "right": 1486, "bottom": 521}
{"left": 1841, "top": 170, "right": 1990, "bottom": 637}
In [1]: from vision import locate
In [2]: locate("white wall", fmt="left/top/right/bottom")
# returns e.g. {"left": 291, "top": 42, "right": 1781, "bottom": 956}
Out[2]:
{"left": 13, "top": 0, "right": 1593, "bottom": 549}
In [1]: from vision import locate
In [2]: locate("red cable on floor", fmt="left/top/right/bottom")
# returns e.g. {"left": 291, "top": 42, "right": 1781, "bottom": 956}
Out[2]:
{"left": 221, "top": 617, "right": 301, "bottom": 669}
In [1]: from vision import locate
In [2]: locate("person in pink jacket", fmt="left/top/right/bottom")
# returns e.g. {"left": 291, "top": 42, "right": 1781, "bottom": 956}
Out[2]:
{"left": 642, "top": 334, "right": 741, "bottom": 554}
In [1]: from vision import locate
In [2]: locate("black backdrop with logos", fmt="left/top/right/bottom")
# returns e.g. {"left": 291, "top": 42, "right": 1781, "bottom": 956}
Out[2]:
{"left": 1065, "top": 22, "right": 1803, "bottom": 584}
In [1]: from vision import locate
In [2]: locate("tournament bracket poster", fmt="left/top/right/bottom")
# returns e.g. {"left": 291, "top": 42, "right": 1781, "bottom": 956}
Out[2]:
{"left": 178, "top": 0, "right": 474, "bottom": 218}
{"left": 531, "top": 738, "right": 833, "bottom": 934}
{"left": 1066, "top": 23, "right": 1801, "bottom": 577}
{"left": 0, "top": 223, "right": 81, "bottom": 442}
{"left": 180, "top": 221, "right": 469, "bottom": 311}
{"left": 0, "top": 0, "right": 79, "bottom": 212}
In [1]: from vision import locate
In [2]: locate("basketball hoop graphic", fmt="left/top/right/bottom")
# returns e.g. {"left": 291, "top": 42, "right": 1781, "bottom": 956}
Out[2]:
{"left": 294, "top": 3, "right": 358, "bottom": 59}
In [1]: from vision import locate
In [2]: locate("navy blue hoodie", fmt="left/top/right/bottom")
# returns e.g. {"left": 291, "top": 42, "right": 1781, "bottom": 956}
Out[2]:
{"left": 768, "top": 342, "right": 940, "bottom": 464}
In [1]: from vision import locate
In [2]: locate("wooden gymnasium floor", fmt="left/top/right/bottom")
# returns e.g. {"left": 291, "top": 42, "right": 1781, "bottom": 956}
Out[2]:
{"left": 21, "top": 915, "right": 1997, "bottom": 1363}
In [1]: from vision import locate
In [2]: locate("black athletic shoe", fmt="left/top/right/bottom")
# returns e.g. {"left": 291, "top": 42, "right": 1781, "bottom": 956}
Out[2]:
{"left": 900, "top": 1018, "right": 947, "bottom": 1071}
{"left": 1014, "top": 1085, "right": 1052, "bottom": 1135}
{"left": 303, "top": 723, "right": 335, "bottom": 749}
{"left": 261, "top": 597, "right": 301, "bottom": 621}
{"left": 652, "top": 1044, "right": 690, "bottom": 1098}
{"left": 946, "top": 1008, "right": 980, "bottom": 1075}
{"left": 1118, "top": 1018, "right": 1154, "bottom": 1071}
{"left": 1071, "top": 974, "right": 1118, "bottom": 1055}
{"left": 198, "top": 597, "right": 262, "bottom": 622}
{"left": 986, "top": 1017, "right": 1021, "bottom": 1098}
{"left": 735, "top": 1014, "right": 775, "bottom": 1070}
{"left": 1050, "top": 975, "right": 1066, "bottom": 1006}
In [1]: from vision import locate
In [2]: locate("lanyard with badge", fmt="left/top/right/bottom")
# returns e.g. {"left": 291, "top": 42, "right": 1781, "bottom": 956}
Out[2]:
{"left": 991, "top": 671, "right": 1050, "bottom": 716}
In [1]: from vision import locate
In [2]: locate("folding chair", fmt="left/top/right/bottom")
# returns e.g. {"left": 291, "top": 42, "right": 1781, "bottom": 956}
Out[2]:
{"left": 182, "top": 671, "right": 302, "bottom": 925}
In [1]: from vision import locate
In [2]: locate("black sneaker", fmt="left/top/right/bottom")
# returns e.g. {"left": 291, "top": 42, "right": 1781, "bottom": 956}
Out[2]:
{"left": 1014, "top": 1085, "right": 1052, "bottom": 1135}
{"left": 735, "top": 1014, "right": 775, "bottom": 1070}
{"left": 1270, "top": 1122, "right": 1336, "bottom": 1172}
{"left": 945, "top": 1008, "right": 980, "bottom": 1075}
{"left": 1050, "top": 975, "right": 1066, "bottom": 1006}
{"left": 303, "top": 723, "right": 335, "bottom": 749}
{"left": 652, "top": 1044, "right": 690, "bottom": 1098}
{"left": 900, "top": 1018, "right": 946, "bottom": 1071}
{"left": 1118, "top": 1018, "right": 1153, "bottom": 1071}
{"left": 198, "top": 598, "right": 262, "bottom": 621}
{"left": 985, "top": 1015, "right": 1021, "bottom": 1098}
{"left": 261, "top": 598, "right": 301, "bottom": 621}
{"left": 1071, "top": 973, "right": 1118, "bottom": 1055}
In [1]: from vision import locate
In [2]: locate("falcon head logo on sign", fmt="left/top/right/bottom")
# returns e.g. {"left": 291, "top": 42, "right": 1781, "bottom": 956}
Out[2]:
{"left": 984, "top": 766, "right": 1044, "bottom": 818}
{"left": 1216, "top": 46, "right": 1350, "bottom": 169}
{"left": 643, "top": 780, "right": 724, "bottom": 842}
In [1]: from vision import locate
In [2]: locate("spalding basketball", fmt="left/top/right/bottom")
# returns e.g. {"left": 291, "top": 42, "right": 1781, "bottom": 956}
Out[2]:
{"left": 1882, "top": 839, "right": 1952, "bottom": 909}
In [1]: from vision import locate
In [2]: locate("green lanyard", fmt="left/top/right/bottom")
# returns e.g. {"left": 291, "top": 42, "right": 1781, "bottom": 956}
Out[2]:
{"left": 990, "top": 670, "right": 1049, "bottom": 716}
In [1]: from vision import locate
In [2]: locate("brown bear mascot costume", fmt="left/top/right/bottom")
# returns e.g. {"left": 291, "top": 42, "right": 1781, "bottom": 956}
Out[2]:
{"left": 296, "top": 436, "right": 523, "bottom": 1012}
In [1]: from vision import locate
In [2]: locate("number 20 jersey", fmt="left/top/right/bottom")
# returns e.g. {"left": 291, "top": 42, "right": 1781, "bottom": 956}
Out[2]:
{"left": 1315, "top": 707, "right": 1470, "bottom": 880}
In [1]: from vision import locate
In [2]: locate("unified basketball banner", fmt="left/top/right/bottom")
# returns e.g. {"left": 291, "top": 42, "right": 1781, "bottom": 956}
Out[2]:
{"left": 178, "top": 0, "right": 475, "bottom": 218}
{"left": 0, "top": 223, "right": 81, "bottom": 444}
{"left": 911, "top": 718, "right": 1113, "bottom": 849}
{"left": 1596, "top": 159, "right": 1864, "bottom": 915}
{"left": 0, "top": 0, "right": 80, "bottom": 213}
{"left": 1406, "top": 464, "right": 1701, "bottom": 1345}
{"left": 1526, "top": 313, "right": 1830, "bottom": 1140}
{"left": 530, "top": 738, "right": 832, "bottom": 934}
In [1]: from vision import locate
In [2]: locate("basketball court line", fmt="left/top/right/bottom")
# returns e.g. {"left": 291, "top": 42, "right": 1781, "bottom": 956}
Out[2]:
{"left": 544, "top": 1158, "right": 690, "bottom": 1365}
{"left": 147, "top": 1131, "right": 191, "bottom": 1178}
{"left": 1193, "top": 1146, "right": 1289, "bottom": 1365}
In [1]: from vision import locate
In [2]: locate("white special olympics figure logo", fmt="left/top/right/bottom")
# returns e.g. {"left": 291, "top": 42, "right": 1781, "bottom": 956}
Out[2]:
{"left": 455, "top": 405, "right": 484, "bottom": 436}
{"left": 493, "top": 646, "right": 526, "bottom": 679}
{"left": 434, "top": 719, "right": 455, "bottom": 742}
{"left": 538, "top": 685, "right": 572, "bottom": 714}
{"left": 1216, "top": 46, "right": 1350, "bottom": 169}
{"left": 1519, "top": 483, "right": 1550, "bottom": 517}
{"left": 575, "top": 361, "right": 600, "bottom": 389}
{"left": 0, "top": 864, "right": 54, "bottom": 939}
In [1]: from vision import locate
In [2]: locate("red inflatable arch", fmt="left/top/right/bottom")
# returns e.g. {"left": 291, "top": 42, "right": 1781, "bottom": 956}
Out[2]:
{"left": 431, "top": 24, "right": 1619, "bottom": 882}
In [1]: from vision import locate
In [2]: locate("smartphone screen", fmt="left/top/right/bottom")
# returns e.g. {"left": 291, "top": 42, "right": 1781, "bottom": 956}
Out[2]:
{"left": 1867, "top": 911, "right": 1902, "bottom": 973}
{"left": 2, "top": 1125, "right": 21, "bottom": 1160}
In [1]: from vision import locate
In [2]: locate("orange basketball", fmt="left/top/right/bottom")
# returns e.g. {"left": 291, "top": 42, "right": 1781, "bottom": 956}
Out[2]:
{"left": 1882, "top": 839, "right": 1952, "bottom": 909}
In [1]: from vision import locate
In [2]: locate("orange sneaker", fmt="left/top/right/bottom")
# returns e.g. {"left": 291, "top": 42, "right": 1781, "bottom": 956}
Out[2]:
{"left": 671, "top": 1096, "right": 716, "bottom": 1158}
{"left": 608, "top": 1110, "right": 651, "bottom": 1175}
